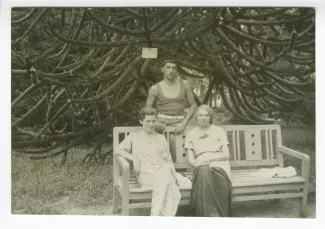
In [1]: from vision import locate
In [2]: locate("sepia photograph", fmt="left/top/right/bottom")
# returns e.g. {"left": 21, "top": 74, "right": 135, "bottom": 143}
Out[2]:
{"left": 3, "top": 1, "right": 320, "bottom": 225}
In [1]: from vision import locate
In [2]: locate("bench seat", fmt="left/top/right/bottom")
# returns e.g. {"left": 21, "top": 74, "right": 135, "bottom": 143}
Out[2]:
{"left": 115, "top": 170, "right": 306, "bottom": 193}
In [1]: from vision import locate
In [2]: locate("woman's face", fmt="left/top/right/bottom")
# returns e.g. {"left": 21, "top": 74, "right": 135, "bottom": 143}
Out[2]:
{"left": 140, "top": 115, "right": 157, "bottom": 133}
{"left": 196, "top": 109, "right": 211, "bottom": 127}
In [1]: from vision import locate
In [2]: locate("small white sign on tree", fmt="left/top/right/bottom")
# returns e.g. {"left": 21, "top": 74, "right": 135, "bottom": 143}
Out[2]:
{"left": 142, "top": 48, "right": 158, "bottom": 58}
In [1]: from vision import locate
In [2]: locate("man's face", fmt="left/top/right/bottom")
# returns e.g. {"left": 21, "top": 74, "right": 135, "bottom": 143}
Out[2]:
{"left": 161, "top": 62, "right": 177, "bottom": 80}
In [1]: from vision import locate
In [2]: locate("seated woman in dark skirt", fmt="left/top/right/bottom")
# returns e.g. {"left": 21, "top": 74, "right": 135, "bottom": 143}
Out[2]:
{"left": 184, "top": 104, "right": 232, "bottom": 217}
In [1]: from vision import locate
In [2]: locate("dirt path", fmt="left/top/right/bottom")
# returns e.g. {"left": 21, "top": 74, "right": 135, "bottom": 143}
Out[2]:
{"left": 50, "top": 194, "right": 315, "bottom": 218}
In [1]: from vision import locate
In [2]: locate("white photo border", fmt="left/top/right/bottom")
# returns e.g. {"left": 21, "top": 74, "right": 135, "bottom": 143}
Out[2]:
{"left": 1, "top": 0, "right": 323, "bottom": 229}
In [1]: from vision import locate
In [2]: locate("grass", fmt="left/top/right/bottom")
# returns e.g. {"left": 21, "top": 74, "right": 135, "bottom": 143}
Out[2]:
{"left": 11, "top": 146, "right": 114, "bottom": 214}
{"left": 281, "top": 124, "right": 316, "bottom": 192}
{"left": 11, "top": 124, "right": 316, "bottom": 215}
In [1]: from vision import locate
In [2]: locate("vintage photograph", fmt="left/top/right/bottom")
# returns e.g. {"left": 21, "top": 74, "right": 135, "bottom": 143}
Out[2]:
{"left": 10, "top": 6, "right": 315, "bottom": 218}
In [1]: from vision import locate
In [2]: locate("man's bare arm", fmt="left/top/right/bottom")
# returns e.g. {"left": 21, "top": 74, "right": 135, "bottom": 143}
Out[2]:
{"left": 146, "top": 85, "right": 157, "bottom": 107}
{"left": 182, "top": 80, "right": 197, "bottom": 125}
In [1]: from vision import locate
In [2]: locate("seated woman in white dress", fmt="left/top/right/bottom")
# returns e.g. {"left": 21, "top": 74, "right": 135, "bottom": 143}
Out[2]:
{"left": 115, "top": 107, "right": 189, "bottom": 216}
{"left": 184, "top": 104, "right": 232, "bottom": 217}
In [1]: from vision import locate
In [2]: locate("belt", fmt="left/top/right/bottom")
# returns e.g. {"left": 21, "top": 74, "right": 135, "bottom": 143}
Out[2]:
{"left": 157, "top": 114, "right": 184, "bottom": 120}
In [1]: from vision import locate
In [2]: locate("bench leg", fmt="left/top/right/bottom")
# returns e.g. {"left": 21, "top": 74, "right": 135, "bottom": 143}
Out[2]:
{"left": 273, "top": 190, "right": 281, "bottom": 203}
{"left": 112, "top": 186, "right": 119, "bottom": 214}
{"left": 300, "top": 188, "right": 308, "bottom": 217}
{"left": 121, "top": 188, "right": 130, "bottom": 216}
{"left": 121, "top": 196, "right": 130, "bottom": 216}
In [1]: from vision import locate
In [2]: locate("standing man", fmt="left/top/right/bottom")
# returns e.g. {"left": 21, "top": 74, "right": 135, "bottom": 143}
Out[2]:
{"left": 146, "top": 59, "right": 197, "bottom": 134}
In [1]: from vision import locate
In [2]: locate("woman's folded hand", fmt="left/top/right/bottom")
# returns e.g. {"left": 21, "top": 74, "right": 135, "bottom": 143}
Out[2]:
{"left": 193, "top": 158, "right": 209, "bottom": 167}
{"left": 133, "top": 158, "right": 141, "bottom": 174}
{"left": 161, "top": 151, "right": 170, "bottom": 161}
{"left": 216, "top": 156, "right": 229, "bottom": 161}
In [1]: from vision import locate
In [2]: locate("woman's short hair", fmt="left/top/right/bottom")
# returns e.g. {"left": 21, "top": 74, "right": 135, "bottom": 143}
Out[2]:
{"left": 139, "top": 107, "right": 157, "bottom": 121}
{"left": 161, "top": 59, "right": 178, "bottom": 69}
{"left": 195, "top": 104, "right": 214, "bottom": 124}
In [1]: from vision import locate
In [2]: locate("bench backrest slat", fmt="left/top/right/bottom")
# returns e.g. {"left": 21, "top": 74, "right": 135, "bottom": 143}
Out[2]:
{"left": 231, "top": 131, "right": 237, "bottom": 160}
{"left": 265, "top": 130, "right": 270, "bottom": 159}
{"left": 244, "top": 129, "right": 262, "bottom": 161}
{"left": 235, "top": 130, "right": 240, "bottom": 160}
{"left": 269, "top": 130, "right": 274, "bottom": 160}
{"left": 113, "top": 125, "right": 282, "bottom": 169}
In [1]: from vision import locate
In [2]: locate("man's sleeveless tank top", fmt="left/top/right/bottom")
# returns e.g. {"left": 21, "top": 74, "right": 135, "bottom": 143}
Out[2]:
{"left": 156, "top": 78, "right": 187, "bottom": 116}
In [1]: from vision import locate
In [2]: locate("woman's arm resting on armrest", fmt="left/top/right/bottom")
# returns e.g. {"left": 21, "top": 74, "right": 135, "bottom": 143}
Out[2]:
{"left": 116, "top": 150, "right": 141, "bottom": 173}
{"left": 115, "top": 150, "right": 135, "bottom": 161}
{"left": 187, "top": 148, "right": 196, "bottom": 167}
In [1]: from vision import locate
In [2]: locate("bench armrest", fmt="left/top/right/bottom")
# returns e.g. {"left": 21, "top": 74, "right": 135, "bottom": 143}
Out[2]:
{"left": 115, "top": 155, "right": 130, "bottom": 190}
{"left": 278, "top": 146, "right": 310, "bottom": 161}
{"left": 278, "top": 145, "right": 310, "bottom": 180}
{"left": 116, "top": 155, "right": 130, "bottom": 172}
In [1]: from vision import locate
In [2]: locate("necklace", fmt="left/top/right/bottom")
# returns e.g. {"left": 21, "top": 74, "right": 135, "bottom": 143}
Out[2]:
{"left": 197, "top": 125, "right": 211, "bottom": 138}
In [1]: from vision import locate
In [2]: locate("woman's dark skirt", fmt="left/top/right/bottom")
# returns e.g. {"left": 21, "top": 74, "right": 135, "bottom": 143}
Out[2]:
{"left": 189, "top": 165, "right": 232, "bottom": 217}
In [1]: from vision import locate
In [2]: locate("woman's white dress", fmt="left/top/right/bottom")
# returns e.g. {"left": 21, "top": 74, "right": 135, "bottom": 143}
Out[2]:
{"left": 117, "top": 131, "right": 182, "bottom": 216}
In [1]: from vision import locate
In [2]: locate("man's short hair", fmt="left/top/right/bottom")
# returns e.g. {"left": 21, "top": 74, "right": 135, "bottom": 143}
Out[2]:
{"left": 161, "top": 59, "right": 178, "bottom": 68}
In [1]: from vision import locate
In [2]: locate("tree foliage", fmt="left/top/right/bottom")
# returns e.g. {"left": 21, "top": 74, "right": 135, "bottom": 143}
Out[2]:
{"left": 11, "top": 7, "right": 315, "bottom": 161}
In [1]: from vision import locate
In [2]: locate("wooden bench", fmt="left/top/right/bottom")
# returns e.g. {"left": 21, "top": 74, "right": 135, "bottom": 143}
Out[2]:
{"left": 112, "top": 125, "right": 310, "bottom": 217}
